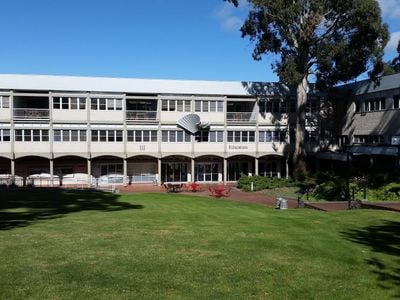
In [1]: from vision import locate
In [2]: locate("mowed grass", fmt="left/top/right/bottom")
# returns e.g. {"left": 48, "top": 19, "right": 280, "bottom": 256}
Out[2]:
{"left": 0, "top": 190, "right": 399, "bottom": 299}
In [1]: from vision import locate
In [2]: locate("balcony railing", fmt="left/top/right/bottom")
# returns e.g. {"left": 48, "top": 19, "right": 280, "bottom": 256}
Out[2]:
{"left": 126, "top": 110, "right": 158, "bottom": 121}
{"left": 13, "top": 108, "right": 50, "bottom": 120}
{"left": 226, "top": 112, "right": 256, "bottom": 122}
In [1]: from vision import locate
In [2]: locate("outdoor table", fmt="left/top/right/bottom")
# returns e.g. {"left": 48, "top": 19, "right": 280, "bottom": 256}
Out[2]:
{"left": 164, "top": 183, "right": 183, "bottom": 192}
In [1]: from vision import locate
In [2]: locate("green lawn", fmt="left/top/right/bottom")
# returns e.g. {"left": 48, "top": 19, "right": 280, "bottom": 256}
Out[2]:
{"left": 0, "top": 189, "right": 399, "bottom": 299}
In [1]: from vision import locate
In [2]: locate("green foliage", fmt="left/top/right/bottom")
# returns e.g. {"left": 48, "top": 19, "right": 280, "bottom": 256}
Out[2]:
{"left": 226, "top": 0, "right": 389, "bottom": 171}
{"left": 312, "top": 176, "right": 346, "bottom": 201}
{"left": 237, "top": 174, "right": 296, "bottom": 192}
{"left": 226, "top": 0, "right": 389, "bottom": 87}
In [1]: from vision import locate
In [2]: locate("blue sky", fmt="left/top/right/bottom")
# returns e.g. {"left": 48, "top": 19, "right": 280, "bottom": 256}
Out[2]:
{"left": 1, "top": 0, "right": 399, "bottom": 82}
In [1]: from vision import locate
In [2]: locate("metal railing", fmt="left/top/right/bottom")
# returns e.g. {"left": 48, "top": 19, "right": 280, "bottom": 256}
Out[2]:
{"left": 126, "top": 110, "right": 158, "bottom": 121}
{"left": 226, "top": 112, "right": 256, "bottom": 122}
{"left": 13, "top": 108, "right": 50, "bottom": 119}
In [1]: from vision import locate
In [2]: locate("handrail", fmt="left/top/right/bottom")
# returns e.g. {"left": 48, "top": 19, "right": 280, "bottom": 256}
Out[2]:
{"left": 226, "top": 112, "right": 255, "bottom": 122}
{"left": 126, "top": 110, "right": 158, "bottom": 120}
{"left": 13, "top": 108, "right": 50, "bottom": 119}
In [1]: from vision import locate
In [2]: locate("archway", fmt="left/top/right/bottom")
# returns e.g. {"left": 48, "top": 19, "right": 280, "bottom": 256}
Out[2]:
{"left": 258, "top": 154, "right": 286, "bottom": 178}
{"left": 161, "top": 155, "right": 191, "bottom": 183}
{"left": 227, "top": 155, "right": 255, "bottom": 181}
{"left": 194, "top": 155, "right": 224, "bottom": 183}
{"left": 126, "top": 155, "right": 158, "bottom": 184}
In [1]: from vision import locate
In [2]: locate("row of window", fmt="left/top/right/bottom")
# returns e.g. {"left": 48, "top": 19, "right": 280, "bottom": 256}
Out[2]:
{"left": 91, "top": 98, "right": 123, "bottom": 111}
{"left": 195, "top": 100, "right": 224, "bottom": 112}
{"left": 160, "top": 100, "right": 225, "bottom": 113}
{"left": 127, "top": 130, "right": 158, "bottom": 142}
{"left": 259, "top": 99, "right": 319, "bottom": 114}
{"left": 353, "top": 135, "right": 384, "bottom": 144}
{"left": 91, "top": 130, "right": 123, "bottom": 142}
{"left": 54, "top": 130, "right": 87, "bottom": 142}
{"left": 15, "top": 129, "right": 49, "bottom": 142}
{"left": 259, "top": 130, "right": 287, "bottom": 143}
{"left": 355, "top": 95, "right": 400, "bottom": 113}
{"left": 195, "top": 131, "right": 224, "bottom": 142}
{"left": 3, "top": 129, "right": 318, "bottom": 143}
{"left": 53, "top": 97, "right": 86, "bottom": 110}
{"left": 161, "top": 130, "right": 192, "bottom": 143}
{"left": 161, "top": 100, "right": 191, "bottom": 112}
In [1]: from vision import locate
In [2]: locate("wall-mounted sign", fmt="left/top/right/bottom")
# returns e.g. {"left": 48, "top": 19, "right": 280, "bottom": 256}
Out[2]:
{"left": 228, "top": 145, "right": 249, "bottom": 150}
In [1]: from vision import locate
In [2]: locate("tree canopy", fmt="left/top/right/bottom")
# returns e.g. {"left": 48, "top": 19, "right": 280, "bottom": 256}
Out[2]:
{"left": 226, "top": 0, "right": 389, "bottom": 172}
{"left": 383, "top": 40, "right": 400, "bottom": 75}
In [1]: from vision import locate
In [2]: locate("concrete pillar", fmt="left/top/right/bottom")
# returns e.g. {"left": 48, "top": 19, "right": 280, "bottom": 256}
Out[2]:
{"left": 191, "top": 158, "right": 195, "bottom": 182}
{"left": 87, "top": 159, "right": 92, "bottom": 187}
{"left": 11, "top": 159, "right": 15, "bottom": 176}
{"left": 123, "top": 158, "right": 128, "bottom": 186}
{"left": 158, "top": 158, "right": 162, "bottom": 185}
{"left": 248, "top": 161, "right": 252, "bottom": 176}
{"left": 49, "top": 159, "right": 54, "bottom": 187}
{"left": 286, "top": 156, "right": 289, "bottom": 179}
{"left": 223, "top": 158, "right": 227, "bottom": 184}
{"left": 255, "top": 157, "right": 259, "bottom": 176}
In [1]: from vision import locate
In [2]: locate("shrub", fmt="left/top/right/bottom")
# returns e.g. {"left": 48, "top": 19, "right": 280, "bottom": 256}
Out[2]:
{"left": 237, "top": 174, "right": 296, "bottom": 192}
{"left": 312, "top": 176, "right": 346, "bottom": 201}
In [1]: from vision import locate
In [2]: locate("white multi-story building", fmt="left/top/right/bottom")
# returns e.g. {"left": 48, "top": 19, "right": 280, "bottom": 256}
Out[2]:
{"left": 0, "top": 74, "right": 324, "bottom": 186}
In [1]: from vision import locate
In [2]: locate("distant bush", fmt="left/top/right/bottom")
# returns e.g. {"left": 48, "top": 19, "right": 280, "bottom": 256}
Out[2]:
{"left": 237, "top": 174, "right": 296, "bottom": 192}
{"left": 312, "top": 176, "right": 346, "bottom": 201}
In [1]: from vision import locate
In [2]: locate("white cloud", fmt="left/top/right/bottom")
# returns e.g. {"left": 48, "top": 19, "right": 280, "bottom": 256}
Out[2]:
{"left": 213, "top": 1, "right": 249, "bottom": 32}
{"left": 385, "top": 31, "right": 400, "bottom": 53}
{"left": 378, "top": 0, "right": 400, "bottom": 19}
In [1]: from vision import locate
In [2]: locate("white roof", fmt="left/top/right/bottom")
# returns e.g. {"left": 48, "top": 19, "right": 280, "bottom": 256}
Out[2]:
{"left": 0, "top": 74, "right": 281, "bottom": 96}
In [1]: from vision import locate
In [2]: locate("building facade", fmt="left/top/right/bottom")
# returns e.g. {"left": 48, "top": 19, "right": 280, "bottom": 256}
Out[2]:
{"left": 0, "top": 73, "right": 398, "bottom": 186}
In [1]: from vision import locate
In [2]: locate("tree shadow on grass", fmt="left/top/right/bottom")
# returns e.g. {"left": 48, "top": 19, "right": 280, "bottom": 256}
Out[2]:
{"left": 0, "top": 189, "right": 143, "bottom": 230}
{"left": 341, "top": 221, "right": 400, "bottom": 297}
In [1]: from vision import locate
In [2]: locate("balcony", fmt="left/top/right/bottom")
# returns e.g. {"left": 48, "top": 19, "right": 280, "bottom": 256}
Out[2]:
{"left": 13, "top": 108, "right": 50, "bottom": 120}
{"left": 226, "top": 112, "right": 256, "bottom": 123}
{"left": 126, "top": 110, "right": 158, "bottom": 122}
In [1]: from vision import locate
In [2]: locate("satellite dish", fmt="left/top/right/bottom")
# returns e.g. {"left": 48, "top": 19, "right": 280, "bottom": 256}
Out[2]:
{"left": 177, "top": 114, "right": 201, "bottom": 134}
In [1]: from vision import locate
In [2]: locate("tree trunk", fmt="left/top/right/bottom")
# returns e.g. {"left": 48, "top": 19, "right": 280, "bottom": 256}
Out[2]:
{"left": 293, "top": 75, "right": 308, "bottom": 175}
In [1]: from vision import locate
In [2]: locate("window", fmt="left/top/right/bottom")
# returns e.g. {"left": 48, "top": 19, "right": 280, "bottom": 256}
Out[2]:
{"left": 53, "top": 129, "right": 86, "bottom": 142}
{"left": 259, "top": 130, "right": 287, "bottom": 143}
{"left": 195, "top": 131, "right": 223, "bottom": 142}
{"left": 91, "top": 130, "right": 123, "bottom": 142}
{"left": 354, "top": 135, "right": 384, "bottom": 144}
{"left": 161, "top": 130, "right": 191, "bottom": 142}
{"left": 195, "top": 100, "right": 223, "bottom": 112}
{"left": 126, "top": 130, "right": 156, "bottom": 142}
{"left": 259, "top": 99, "right": 287, "bottom": 113}
{"left": 90, "top": 98, "right": 123, "bottom": 111}
{"left": 0, "top": 129, "right": 10, "bottom": 142}
{"left": 14, "top": 129, "right": 49, "bottom": 142}
{"left": 305, "top": 130, "right": 318, "bottom": 143}
{"left": 0, "top": 96, "right": 10, "bottom": 108}
{"left": 101, "top": 164, "right": 123, "bottom": 176}
{"left": 393, "top": 95, "right": 399, "bottom": 109}
{"left": 53, "top": 97, "right": 86, "bottom": 110}
{"left": 33, "top": 129, "right": 41, "bottom": 142}
{"left": 306, "top": 100, "right": 319, "bottom": 114}
{"left": 365, "top": 98, "right": 385, "bottom": 112}
{"left": 195, "top": 163, "right": 219, "bottom": 182}
{"left": 227, "top": 131, "right": 256, "bottom": 143}
{"left": 161, "top": 100, "right": 191, "bottom": 112}
{"left": 355, "top": 101, "right": 361, "bottom": 112}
